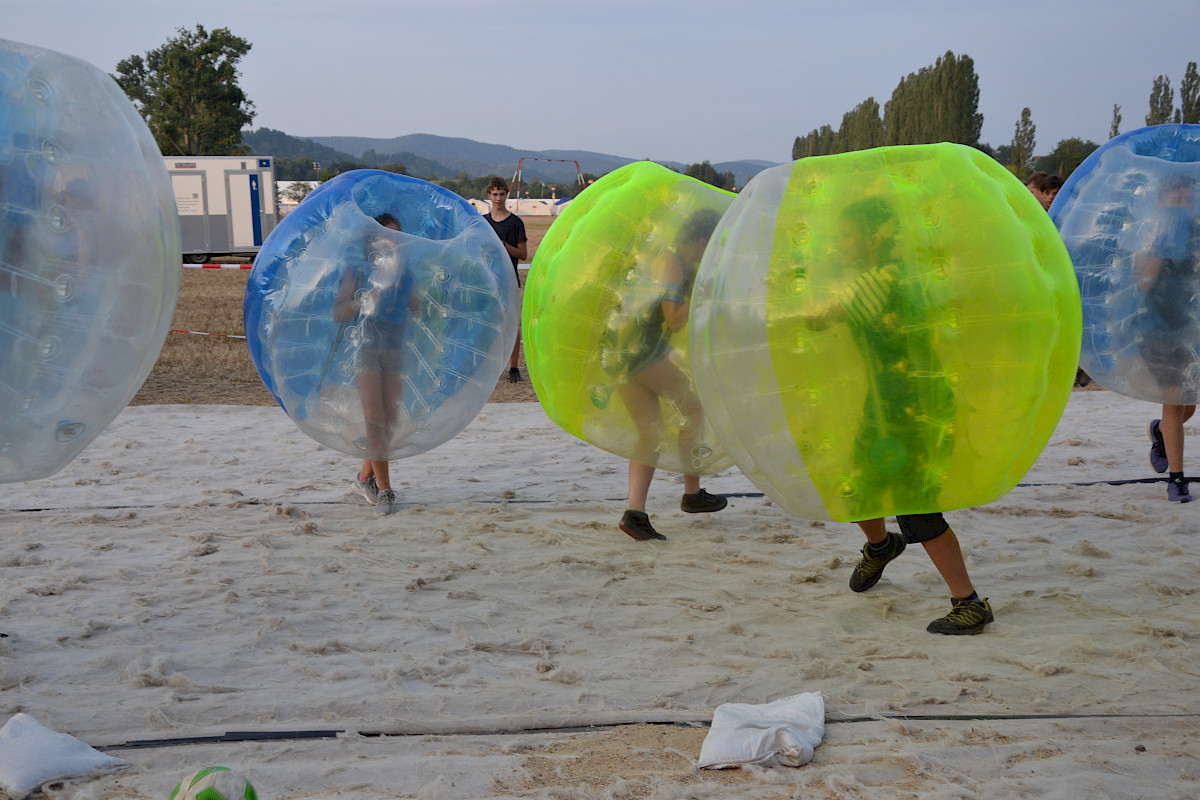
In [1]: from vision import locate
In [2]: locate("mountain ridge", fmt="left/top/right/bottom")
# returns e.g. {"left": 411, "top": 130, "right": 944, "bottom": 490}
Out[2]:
{"left": 243, "top": 128, "right": 777, "bottom": 189}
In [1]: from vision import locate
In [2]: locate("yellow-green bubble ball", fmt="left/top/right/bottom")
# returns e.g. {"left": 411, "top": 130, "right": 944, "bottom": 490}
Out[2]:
{"left": 690, "top": 144, "right": 1080, "bottom": 521}
{"left": 524, "top": 162, "right": 734, "bottom": 474}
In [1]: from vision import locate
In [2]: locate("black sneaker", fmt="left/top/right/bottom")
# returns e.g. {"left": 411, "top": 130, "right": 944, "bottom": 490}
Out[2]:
{"left": 508, "top": 367, "right": 522, "bottom": 382}
{"left": 680, "top": 488, "right": 727, "bottom": 513}
{"left": 848, "top": 531, "right": 906, "bottom": 592}
{"left": 927, "top": 596, "right": 994, "bottom": 635}
{"left": 619, "top": 510, "right": 666, "bottom": 541}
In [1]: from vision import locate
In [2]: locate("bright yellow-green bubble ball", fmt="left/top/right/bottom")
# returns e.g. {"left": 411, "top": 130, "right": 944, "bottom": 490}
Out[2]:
{"left": 524, "top": 162, "right": 735, "bottom": 474}
{"left": 689, "top": 144, "right": 1081, "bottom": 521}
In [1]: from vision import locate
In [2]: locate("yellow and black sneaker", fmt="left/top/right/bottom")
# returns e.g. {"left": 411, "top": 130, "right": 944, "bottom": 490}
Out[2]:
{"left": 848, "top": 531, "right": 906, "bottom": 592}
{"left": 927, "top": 596, "right": 994, "bottom": 635}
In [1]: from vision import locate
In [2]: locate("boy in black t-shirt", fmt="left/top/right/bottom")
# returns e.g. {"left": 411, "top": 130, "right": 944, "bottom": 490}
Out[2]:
{"left": 483, "top": 177, "right": 528, "bottom": 381}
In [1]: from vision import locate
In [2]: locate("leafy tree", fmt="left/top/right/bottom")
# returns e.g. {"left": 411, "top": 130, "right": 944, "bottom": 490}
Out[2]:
{"left": 837, "top": 97, "right": 884, "bottom": 152}
{"left": 1146, "top": 74, "right": 1175, "bottom": 125}
{"left": 793, "top": 124, "right": 837, "bottom": 159}
{"left": 1010, "top": 107, "right": 1036, "bottom": 176}
{"left": 280, "top": 181, "right": 315, "bottom": 204}
{"left": 1182, "top": 62, "right": 1200, "bottom": 124}
{"left": 991, "top": 144, "right": 1013, "bottom": 167}
{"left": 1033, "top": 138, "right": 1099, "bottom": 178}
{"left": 114, "top": 25, "right": 255, "bottom": 155}
{"left": 883, "top": 51, "right": 983, "bottom": 146}
{"left": 1110, "top": 104, "right": 1122, "bottom": 139}
{"left": 685, "top": 160, "right": 736, "bottom": 191}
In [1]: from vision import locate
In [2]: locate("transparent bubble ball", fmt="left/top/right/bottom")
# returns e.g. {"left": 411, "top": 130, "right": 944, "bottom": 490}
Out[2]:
{"left": 0, "top": 38, "right": 181, "bottom": 482}
{"left": 244, "top": 169, "right": 518, "bottom": 460}
{"left": 690, "top": 144, "right": 1080, "bottom": 521}
{"left": 1051, "top": 124, "right": 1200, "bottom": 404}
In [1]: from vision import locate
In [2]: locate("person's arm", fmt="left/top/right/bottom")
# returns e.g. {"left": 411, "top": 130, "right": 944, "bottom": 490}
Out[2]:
{"left": 333, "top": 267, "right": 360, "bottom": 322}
{"left": 655, "top": 252, "right": 690, "bottom": 332}
{"left": 507, "top": 238, "right": 528, "bottom": 263}
{"left": 805, "top": 265, "right": 896, "bottom": 330}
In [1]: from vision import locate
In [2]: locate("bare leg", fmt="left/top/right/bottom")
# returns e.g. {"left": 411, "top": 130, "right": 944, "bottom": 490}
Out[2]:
{"left": 357, "top": 369, "right": 403, "bottom": 491}
{"left": 1161, "top": 403, "right": 1196, "bottom": 474}
{"left": 920, "top": 527, "right": 974, "bottom": 599}
{"left": 628, "top": 461, "right": 655, "bottom": 512}
{"left": 856, "top": 518, "right": 887, "bottom": 544}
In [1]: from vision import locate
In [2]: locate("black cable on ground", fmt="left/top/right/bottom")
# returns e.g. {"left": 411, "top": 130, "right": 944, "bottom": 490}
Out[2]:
{"left": 99, "top": 711, "right": 1200, "bottom": 752}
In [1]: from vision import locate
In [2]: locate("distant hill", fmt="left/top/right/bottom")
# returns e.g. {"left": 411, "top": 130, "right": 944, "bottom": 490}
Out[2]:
{"left": 241, "top": 129, "right": 777, "bottom": 189}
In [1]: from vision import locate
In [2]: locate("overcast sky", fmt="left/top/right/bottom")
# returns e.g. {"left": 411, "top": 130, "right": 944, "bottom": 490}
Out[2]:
{"left": 5, "top": 0, "right": 1198, "bottom": 165}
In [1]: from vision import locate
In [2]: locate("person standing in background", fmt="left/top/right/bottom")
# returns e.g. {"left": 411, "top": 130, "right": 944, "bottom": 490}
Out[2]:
{"left": 483, "top": 177, "right": 528, "bottom": 382}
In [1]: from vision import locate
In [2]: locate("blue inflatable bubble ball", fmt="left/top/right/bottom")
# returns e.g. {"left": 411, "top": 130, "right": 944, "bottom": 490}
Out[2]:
{"left": 245, "top": 169, "right": 519, "bottom": 460}
{"left": 1051, "top": 124, "right": 1200, "bottom": 404}
{"left": 0, "top": 39, "right": 181, "bottom": 483}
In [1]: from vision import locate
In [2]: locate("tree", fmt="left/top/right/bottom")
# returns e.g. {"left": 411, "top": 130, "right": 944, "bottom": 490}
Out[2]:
{"left": 114, "top": 25, "right": 255, "bottom": 155}
{"left": 882, "top": 51, "right": 983, "bottom": 146}
{"left": 837, "top": 97, "right": 885, "bottom": 153}
{"left": 685, "top": 161, "right": 736, "bottom": 191}
{"left": 1033, "top": 138, "right": 1099, "bottom": 178}
{"left": 281, "top": 181, "right": 315, "bottom": 204}
{"left": 1146, "top": 74, "right": 1175, "bottom": 126}
{"left": 1110, "top": 104, "right": 1122, "bottom": 139}
{"left": 1182, "top": 62, "right": 1200, "bottom": 124}
{"left": 793, "top": 125, "right": 838, "bottom": 159}
{"left": 1010, "top": 108, "right": 1036, "bottom": 177}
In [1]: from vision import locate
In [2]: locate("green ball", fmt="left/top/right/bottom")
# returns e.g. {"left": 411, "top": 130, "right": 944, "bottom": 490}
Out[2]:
{"left": 524, "top": 161, "right": 735, "bottom": 474}
{"left": 168, "top": 767, "right": 258, "bottom": 800}
{"left": 690, "top": 144, "right": 1080, "bottom": 521}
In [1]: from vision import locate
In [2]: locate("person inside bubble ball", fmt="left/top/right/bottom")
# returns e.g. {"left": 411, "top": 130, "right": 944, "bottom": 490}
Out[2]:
{"left": 1138, "top": 172, "right": 1200, "bottom": 503}
{"left": 803, "top": 196, "right": 992, "bottom": 635}
{"left": 335, "top": 213, "right": 416, "bottom": 513}
{"left": 614, "top": 207, "right": 728, "bottom": 541}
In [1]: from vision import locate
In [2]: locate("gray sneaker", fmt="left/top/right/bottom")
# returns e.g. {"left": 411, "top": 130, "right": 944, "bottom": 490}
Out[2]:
{"left": 352, "top": 474, "right": 379, "bottom": 505}
{"left": 375, "top": 488, "right": 397, "bottom": 514}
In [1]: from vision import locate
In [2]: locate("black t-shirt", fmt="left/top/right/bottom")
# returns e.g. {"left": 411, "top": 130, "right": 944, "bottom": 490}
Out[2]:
{"left": 484, "top": 212, "right": 527, "bottom": 272}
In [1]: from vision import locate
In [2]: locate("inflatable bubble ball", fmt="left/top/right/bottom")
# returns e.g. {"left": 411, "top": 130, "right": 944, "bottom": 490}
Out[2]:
{"left": 245, "top": 169, "right": 518, "bottom": 460}
{"left": 690, "top": 143, "right": 1080, "bottom": 522}
{"left": 168, "top": 766, "right": 257, "bottom": 800}
{"left": 0, "top": 38, "right": 181, "bottom": 483}
{"left": 523, "top": 161, "right": 734, "bottom": 474}
{"left": 1050, "top": 124, "right": 1200, "bottom": 404}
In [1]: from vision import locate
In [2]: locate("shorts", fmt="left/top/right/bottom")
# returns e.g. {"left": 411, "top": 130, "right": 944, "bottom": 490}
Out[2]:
{"left": 357, "top": 346, "right": 404, "bottom": 374}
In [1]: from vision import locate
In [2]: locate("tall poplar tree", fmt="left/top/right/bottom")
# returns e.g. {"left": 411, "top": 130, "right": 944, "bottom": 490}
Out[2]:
{"left": 1010, "top": 108, "right": 1036, "bottom": 176}
{"left": 837, "top": 98, "right": 885, "bottom": 152}
{"left": 1181, "top": 62, "right": 1200, "bottom": 124}
{"left": 1146, "top": 75, "right": 1175, "bottom": 126}
{"left": 114, "top": 25, "right": 255, "bottom": 155}
{"left": 882, "top": 51, "right": 982, "bottom": 146}
{"left": 1109, "top": 104, "right": 1122, "bottom": 139}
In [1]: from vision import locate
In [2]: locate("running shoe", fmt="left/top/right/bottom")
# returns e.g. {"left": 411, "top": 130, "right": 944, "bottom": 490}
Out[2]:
{"left": 848, "top": 531, "right": 906, "bottom": 593}
{"left": 927, "top": 597, "right": 994, "bottom": 635}
{"left": 352, "top": 474, "right": 379, "bottom": 505}
{"left": 1149, "top": 419, "right": 1168, "bottom": 474}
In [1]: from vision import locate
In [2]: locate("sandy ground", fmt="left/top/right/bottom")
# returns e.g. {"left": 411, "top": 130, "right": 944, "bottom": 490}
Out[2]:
{"left": 2, "top": 389, "right": 1199, "bottom": 799}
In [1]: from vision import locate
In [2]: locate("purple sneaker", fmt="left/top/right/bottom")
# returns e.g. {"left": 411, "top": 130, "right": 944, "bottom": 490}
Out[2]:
{"left": 1149, "top": 419, "right": 1168, "bottom": 474}
{"left": 1168, "top": 480, "right": 1191, "bottom": 503}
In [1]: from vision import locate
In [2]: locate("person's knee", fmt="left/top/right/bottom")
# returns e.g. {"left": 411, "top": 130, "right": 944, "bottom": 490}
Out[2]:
{"left": 897, "top": 513, "right": 949, "bottom": 544}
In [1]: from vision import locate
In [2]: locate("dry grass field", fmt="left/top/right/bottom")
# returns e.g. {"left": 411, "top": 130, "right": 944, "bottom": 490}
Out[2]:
{"left": 131, "top": 215, "right": 555, "bottom": 406}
